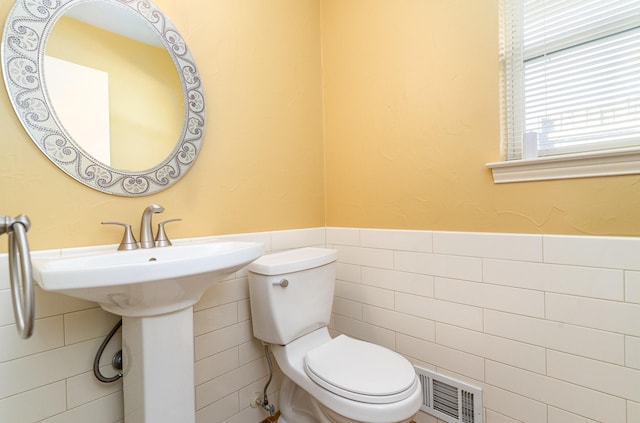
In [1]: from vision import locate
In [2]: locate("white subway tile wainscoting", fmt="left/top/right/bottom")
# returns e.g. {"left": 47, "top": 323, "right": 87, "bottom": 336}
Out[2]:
{"left": 1, "top": 227, "right": 639, "bottom": 422}
{"left": 327, "top": 228, "right": 640, "bottom": 423}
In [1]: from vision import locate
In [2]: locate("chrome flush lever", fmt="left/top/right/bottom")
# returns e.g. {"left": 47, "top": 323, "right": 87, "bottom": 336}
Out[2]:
{"left": 272, "top": 279, "right": 289, "bottom": 287}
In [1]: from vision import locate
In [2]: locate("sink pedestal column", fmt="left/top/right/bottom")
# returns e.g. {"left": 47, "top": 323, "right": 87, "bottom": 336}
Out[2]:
{"left": 122, "top": 307, "right": 195, "bottom": 423}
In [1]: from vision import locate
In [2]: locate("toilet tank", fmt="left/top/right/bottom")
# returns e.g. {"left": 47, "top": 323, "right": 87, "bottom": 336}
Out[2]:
{"left": 248, "top": 247, "right": 337, "bottom": 345}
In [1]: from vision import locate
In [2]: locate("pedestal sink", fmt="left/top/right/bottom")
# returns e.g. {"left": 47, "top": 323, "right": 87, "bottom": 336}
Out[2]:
{"left": 32, "top": 240, "right": 264, "bottom": 423}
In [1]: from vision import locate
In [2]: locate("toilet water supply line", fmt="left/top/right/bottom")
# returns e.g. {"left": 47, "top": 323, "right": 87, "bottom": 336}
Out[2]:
{"left": 260, "top": 342, "right": 276, "bottom": 416}
{"left": 0, "top": 214, "right": 35, "bottom": 339}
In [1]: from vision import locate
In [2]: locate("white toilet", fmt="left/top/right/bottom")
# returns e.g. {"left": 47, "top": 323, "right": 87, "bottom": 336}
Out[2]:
{"left": 248, "top": 247, "right": 423, "bottom": 423}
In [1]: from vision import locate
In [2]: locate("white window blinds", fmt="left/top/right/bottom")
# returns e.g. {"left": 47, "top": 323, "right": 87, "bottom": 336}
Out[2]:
{"left": 500, "top": 0, "right": 640, "bottom": 160}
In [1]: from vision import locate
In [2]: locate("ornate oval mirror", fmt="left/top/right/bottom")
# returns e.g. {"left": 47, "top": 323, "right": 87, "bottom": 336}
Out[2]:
{"left": 1, "top": 0, "right": 205, "bottom": 196}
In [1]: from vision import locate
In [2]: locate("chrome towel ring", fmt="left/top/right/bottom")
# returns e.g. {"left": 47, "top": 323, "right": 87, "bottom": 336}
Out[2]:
{"left": 1, "top": 214, "right": 34, "bottom": 339}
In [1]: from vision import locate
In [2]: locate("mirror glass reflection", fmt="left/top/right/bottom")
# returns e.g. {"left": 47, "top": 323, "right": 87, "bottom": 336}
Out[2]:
{"left": 2, "top": 0, "right": 205, "bottom": 196}
{"left": 44, "top": 3, "right": 183, "bottom": 171}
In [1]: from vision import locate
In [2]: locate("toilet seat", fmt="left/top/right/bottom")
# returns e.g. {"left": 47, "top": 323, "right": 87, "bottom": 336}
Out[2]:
{"left": 304, "top": 335, "right": 417, "bottom": 404}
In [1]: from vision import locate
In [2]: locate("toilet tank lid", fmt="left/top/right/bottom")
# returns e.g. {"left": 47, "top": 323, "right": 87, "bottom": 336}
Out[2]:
{"left": 248, "top": 247, "right": 337, "bottom": 275}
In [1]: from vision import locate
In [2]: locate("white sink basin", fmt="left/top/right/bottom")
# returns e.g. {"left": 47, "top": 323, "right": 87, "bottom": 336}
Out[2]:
{"left": 32, "top": 241, "right": 263, "bottom": 317}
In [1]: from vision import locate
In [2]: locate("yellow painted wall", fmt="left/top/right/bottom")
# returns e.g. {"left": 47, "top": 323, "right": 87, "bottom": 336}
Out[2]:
{"left": 3, "top": 0, "right": 640, "bottom": 257}
{"left": 0, "top": 0, "right": 325, "bottom": 252}
{"left": 322, "top": 0, "right": 640, "bottom": 236}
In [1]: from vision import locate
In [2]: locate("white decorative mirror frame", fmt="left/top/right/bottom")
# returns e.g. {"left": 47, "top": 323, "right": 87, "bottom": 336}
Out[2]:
{"left": 1, "top": 0, "right": 205, "bottom": 196}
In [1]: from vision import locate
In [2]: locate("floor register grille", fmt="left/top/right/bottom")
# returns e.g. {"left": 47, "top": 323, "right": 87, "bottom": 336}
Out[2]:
{"left": 415, "top": 366, "right": 483, "bottom": 423}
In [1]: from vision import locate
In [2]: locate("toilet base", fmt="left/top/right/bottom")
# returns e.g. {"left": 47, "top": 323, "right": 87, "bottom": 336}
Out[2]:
{"left": 279, "top": 376, "right": 326, "bottom": 423}
{"left": 278, "top": 376, "right": 416, "bottom": 423}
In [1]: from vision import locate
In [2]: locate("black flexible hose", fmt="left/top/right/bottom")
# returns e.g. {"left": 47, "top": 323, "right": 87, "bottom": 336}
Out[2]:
{"left": 93, "top": 319, "right": 123, "bottom": 383}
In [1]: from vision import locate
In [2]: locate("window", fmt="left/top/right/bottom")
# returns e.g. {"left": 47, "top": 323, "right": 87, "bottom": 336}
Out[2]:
{"left": 487, "top": 0, "right": 640, "bottom": 183}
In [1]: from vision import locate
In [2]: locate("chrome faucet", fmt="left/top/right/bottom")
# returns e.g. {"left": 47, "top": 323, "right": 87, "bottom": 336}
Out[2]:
{"left": 139, "top": 204, "right": 164, "bottom": 248}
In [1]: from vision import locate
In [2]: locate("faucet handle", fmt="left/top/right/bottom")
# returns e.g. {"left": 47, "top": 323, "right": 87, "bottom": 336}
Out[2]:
{"left": 154, "top": 218, "right": 182, "bottom": 247}
{"left": 102, "top": 221, "right": 139, "bottom": 250}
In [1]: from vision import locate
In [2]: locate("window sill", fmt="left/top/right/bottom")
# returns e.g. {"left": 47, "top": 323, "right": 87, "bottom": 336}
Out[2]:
{"left": 486, "top": 148, "right": 640, "bottom": 183}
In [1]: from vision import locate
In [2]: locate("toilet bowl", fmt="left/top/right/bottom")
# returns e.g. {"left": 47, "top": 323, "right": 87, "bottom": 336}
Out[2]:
{"left": 248, "top": 248, "right": 422, "bottom": 423}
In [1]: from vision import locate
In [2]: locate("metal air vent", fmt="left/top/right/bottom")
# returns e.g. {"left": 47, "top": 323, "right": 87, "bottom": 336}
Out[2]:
{"left": 415, "top": 366, "right": 483, "bottom": 423}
